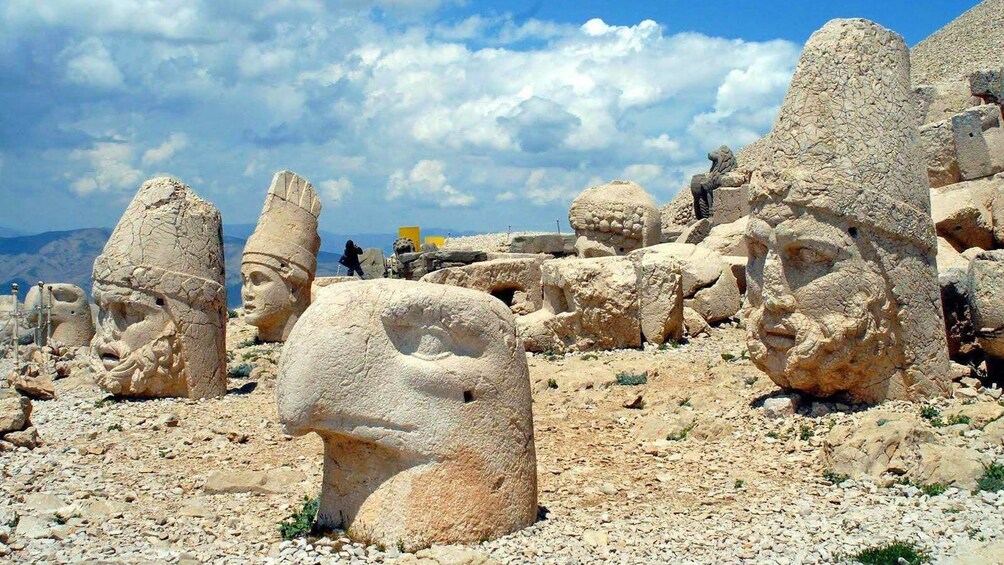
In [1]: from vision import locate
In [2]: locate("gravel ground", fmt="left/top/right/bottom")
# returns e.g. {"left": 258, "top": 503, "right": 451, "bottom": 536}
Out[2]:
{"left": 1, "top": 321, "right": 1002, "bottom": 564}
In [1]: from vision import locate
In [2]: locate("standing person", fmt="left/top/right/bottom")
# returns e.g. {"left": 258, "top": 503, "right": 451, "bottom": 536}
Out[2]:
{"left": 341, "top": 239, "right": 365, "bottom": 279}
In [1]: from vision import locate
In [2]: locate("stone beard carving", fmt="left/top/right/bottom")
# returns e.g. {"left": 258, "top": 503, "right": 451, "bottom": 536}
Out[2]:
{"left": 91, "top": 177, "right": 227, "bottom": 399}
{"left": 24, "top": 283, "right": 95, "bottom": 347}
{"left": 568, "top": 180, "right": 661, "bottom": 258}
{"left": 242, "top": 171, "right": 321, "bottom": 342}
{"left": 743, "top": 19, "right": 950, "bottom": 403}
{"left": 690, "top": 145, "right": 737, "bottom": 220}
{"left": 277, "top": 279, "right": 537, "bottom": 550}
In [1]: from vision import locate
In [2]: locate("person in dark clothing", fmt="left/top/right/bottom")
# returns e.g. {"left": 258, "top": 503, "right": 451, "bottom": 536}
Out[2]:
{"left": 341, "top": 240, "right": 365, "bottom": 278}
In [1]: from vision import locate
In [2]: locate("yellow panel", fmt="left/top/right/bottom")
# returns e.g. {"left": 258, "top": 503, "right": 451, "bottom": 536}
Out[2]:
{"left": 398, "top": 226, "right": 421, "bottom": 250}
{"left": 424, "top": 236, "right": 445, "bottom": 248}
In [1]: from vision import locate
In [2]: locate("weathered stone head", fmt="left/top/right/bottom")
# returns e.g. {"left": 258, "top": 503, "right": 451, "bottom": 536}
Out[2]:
{"left": 277, "top": 279, "right": 537, "bottom": 550}
{"left": 744, "top": 19, "right": 950, "bottom": 403}
{"left": 242, "top": 171, "right": 321, "bottom": 342}
{"left": 24, "top": 283, "right": 95, "bottom": 347}
{"left": 568, "top": 180, "right": 660, "bottom": 257}
{"left": 92, "top": 177, "right": 227, "bottom": 399}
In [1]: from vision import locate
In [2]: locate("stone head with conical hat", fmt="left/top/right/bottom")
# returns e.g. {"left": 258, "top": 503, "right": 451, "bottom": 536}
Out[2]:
{"left": 743, "top": 19, "right": 951, "bottom": 403}
{"left": 91, "top": 177, "right": 227, "bottom": 399}
{"left": 241, "top": 171, "right": 321, "bottom": 342}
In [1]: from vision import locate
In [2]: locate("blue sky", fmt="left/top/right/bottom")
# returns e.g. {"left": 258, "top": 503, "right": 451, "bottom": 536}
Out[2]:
{"left": 0, "top": 1, "right": 977, "bottom": 235}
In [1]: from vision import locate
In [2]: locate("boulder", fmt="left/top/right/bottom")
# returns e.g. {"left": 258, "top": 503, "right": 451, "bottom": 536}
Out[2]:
{"left": 967, "top": 250, "right": 1004, "bottom": 377}
{"left": 0, "top": 388, "right": 31, "bottom": 434}
{"left": 682, "top": 307, "right": 710, "bottom": 337}
{"left": 931, "top": 182, "right": 994, "bottom": 251}
{"left": 711, "top": 185, "right": 750, "bottom": 225}
{"left": 684, "top": 265, "right": 740, "bottom": 324}
{"left": 421, "top": 257, "right": 544, "bottom": 315}
{"left": 635, "top": 250, "right": 684, "bottom": 345}
{"left": 913, "top": 79, "right": 979, "bottom": 126}
{"left": 633, "top": 243, "right": 740, "bottom": 324}
{"left": 700, "top": 217, "right": 748, "bottom": 257}
{"left": 675, "top": 218, "right": 712, "bottom": 245}
{"left": 518, "top": 256, "right": 641, "bottom": 353}
{"left": 509, "top": 234, "right": 575, "bottom": 257}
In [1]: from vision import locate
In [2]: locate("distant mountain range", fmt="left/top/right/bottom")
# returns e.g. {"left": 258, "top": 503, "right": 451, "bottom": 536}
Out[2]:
{"left": 0, "top": 225, "right": 481, "bottom": 307}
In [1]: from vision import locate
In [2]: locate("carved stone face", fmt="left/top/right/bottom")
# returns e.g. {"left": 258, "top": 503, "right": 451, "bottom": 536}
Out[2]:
{"left": 277, "top": 279, "right": 536, "bottom": 549}
{"left": 241, "top": 263, "right": 295, "bottom": 327}
{"left": 91, "top": 283, "right": 183, "bottom": 397}
{"left": 745, "top": 204, "right": 895, "bottom": 396}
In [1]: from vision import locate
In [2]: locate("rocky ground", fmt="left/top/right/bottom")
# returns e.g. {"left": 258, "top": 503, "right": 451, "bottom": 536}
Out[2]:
{"left": 2, "top": 318, "right": 1003, "bottom": 564}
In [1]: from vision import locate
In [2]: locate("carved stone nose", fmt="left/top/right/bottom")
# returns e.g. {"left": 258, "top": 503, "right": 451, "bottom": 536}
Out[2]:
{"left": 762, "top": 252, "right": 795, "bottom": 313}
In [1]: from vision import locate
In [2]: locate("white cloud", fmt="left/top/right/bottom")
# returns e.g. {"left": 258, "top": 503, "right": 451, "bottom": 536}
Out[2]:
{"left": 0, "top": 5, "right": 801, "bottom": 232}
{"left": 319, "top": 177, "right": 354, "bottom": 204}
{"left": 386, "top": 160, "right": 474, "bottom": 207}
{"left": 69, "top": 141, "right": 142, "bottom": 195}
{"left": 621, "top": 164, "right": 663, "bottom": 185}
{"left": 61, "top": 37, "right": 124, "bottom": 89}
{"left": 142, "top": 133, "right": 189, "bottom": 166}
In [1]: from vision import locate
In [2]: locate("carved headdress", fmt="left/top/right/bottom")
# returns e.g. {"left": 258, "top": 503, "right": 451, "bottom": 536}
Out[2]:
{"left": 242, "top": 171, "right": 321, "bottom": 285}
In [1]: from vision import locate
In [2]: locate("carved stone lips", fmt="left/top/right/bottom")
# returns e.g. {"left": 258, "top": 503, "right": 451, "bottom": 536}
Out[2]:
{"left": 763, "top": 322, "right": 797, "bottom": 349}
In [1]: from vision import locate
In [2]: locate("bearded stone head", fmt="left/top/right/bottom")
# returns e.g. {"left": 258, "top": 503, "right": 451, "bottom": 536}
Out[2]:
{"left": 91, "top": 177, "right": 226, "bottom": 399}
{"left": 277, "top": 279, "right": 537, "bottom": 550}
{"left": 743, "top": 19, "right": 950, "bottom": 403}
{"left": 241, "top": 171, "right": 321, "bottom": 342}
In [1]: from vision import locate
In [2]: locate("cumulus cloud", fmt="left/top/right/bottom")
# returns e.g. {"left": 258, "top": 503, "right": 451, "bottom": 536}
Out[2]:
{"left": 319, "top": 177, "right": 354, "bottom": 204}
{"left": 69, "top": 141, "right": 142, "bottom": 195}
{"left": 61, "top": 37, "right": 124, "bottom": 89}
{"left": 0, "top": 3, "right": 800, "bottom": 233}
{"left": 142, "top": 133, "right": 189, "bottom": 166}
{"left": 387, "top": 160, "right": 475, "bottom": 207}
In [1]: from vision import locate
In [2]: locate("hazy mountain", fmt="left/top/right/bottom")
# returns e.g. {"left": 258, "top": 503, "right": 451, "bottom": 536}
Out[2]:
{"left": 0, "top": 227, "right": 24, "bottom": 238}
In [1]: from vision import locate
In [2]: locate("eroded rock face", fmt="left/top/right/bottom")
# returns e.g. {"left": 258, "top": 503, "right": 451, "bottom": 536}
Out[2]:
{"left": 744, "top": 19, "right": 950, "bottom": 403}
{"left": 421, "top": 257, "right": 543, "bottom": 315}
{"left": 91, "top": 177, "right": 227, "bottom": 399}
{"left": 24, "top": 284, "right": 95, "bottom": 347}
{"left": 569, "top": 180, "right": 660, "bottom": 257}
{"left": 242, "top": 171, "right": 322, "bottom": 343}
{"left": 276, "top": 279, "right": 537, "bottom": 550}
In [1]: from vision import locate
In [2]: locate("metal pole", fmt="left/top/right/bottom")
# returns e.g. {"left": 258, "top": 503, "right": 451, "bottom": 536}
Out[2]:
{"left": 46, "top": 285, "right": 53, "bottom": 343}
{"left": 36, "top": 281, "right": 44, "bottom": 347}
{"left": 11, "top": 283, "right": 18, "bottom": 371}
{"left": 556, "top": 220, "right": 561, "bottom": 235}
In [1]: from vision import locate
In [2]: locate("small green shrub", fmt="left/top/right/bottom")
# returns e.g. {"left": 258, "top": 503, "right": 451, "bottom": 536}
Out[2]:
{"left": 921, "top": 482, "right": 947, "bottom": 496}
{"left": 227, "top": 309, "right": 238, "bottom": 319}
{"left": 766, "top": 430, "right": 779, "bottom": 439}
{"left": 852, "top": 541, "right": 928, "bottom": 565}
{"left": 678, "top": 397, "right": 691, "bottom": 407}
{"left": 107, "top": 423, "right": 123, "bottom": 432}
{"left": 734, "top": 479, "right": 744, "bottom": 489}
{"left": 228, "top": 363, "right": 253, "bottom": 379}
{"left": 237, "top": 338, "right": 260, "bottom": 348}
{"left": 279, "top": 496, "right": 319, "bottom": 540}
{"left": 799, "top": 424, "right": 814, "bottom": 441}
{"left": 667, "top": 422, "right": 695, "bottom": 441}
{"left": 721, "top": 352, "right": 736, "bottom": 362}
{"left": 976, "top": 462, "right": 1004, "bottom": 493}
{"left": 876, "top": 418, "right": 889, "bottom": 427}
{"left": 615, "top": 371, "right": 648, "bottom": 386}
{"left": 547, "top": 378, "right": 558, "bottom": 389}
{"left": 744, "top": 376, "right": 758, "bottom": 386}
{"left": 581, "top": 353, "right": 599, "bottom": 361}
{"left": 920, "top": 406, "right": 945, "bottom": 427}
{"left": 947, "top": 414, "right": 970, "bottom": 426}
{"left": 657, "top": 339, "right": 681, "bottom": 350}
{"left": 823, "top": 470, "right": 849, "bottom": 484}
